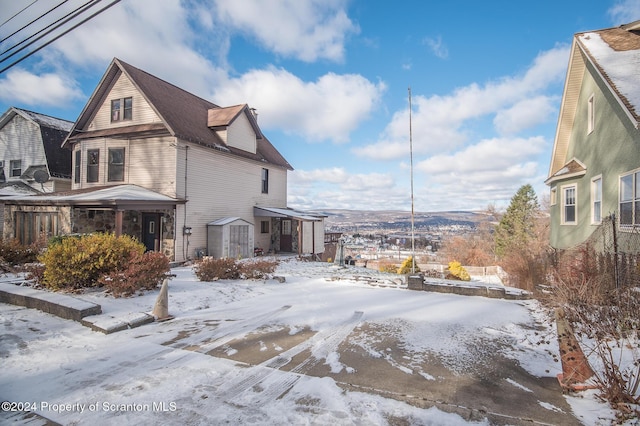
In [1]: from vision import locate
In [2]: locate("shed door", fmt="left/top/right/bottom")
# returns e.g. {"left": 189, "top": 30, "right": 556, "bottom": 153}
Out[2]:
{"left": 230, "top": 224, "right": 249, "bottom": 258}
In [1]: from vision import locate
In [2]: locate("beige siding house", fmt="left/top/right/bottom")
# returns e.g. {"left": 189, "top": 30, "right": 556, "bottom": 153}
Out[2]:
{"left": 4, "top": 58, "right": 325, "bottom": 262}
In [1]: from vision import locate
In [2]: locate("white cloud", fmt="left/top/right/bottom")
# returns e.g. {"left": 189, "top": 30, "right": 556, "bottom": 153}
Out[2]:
{"left": 416, "top": 136, "right": 547, "bottom": 175}
{"left": 0, "top": 68, "right": 83, "bottom": 106}
{"left": 493, "top": 96, "right": 558, "bottom": 135}
{"left": 42, "top": 0, "right": 228, "bottom": 97}
{"left": 358, "top": 45, "right": 569, "bottom": 161}
{"left": 213, "top": 0, "right": 358, "bottom": 62}
{"left": 214, "top": 67, "right": 385, "bottom": 143}
{"left": 289, "top": 167, "right": 403, "bottom": 210}
{"left": 608, "top": 0, "right": 640, "bottom": 25}
{"left": 423, "top": 35, "right": 448, "bottom": 59}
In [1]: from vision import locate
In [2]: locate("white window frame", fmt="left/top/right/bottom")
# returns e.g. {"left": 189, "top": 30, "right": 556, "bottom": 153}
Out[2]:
{"left": 587, "top": 94, "right": 595, "bottom": 134}
{"left": 591, "top": 175, "right": 602, "bottom": 225}
{"left": 619, "top": 168, "right": 640, "bottom": 229}
{"left": 9, "top": 159, "right": 21, "bottom": 177}
{"left": 561, "top": 184, "right": 577, "bottom": 225}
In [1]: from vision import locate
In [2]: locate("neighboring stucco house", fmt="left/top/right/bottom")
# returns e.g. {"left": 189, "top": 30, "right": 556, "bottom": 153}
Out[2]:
{"left": 546, "top": 21, "right": 640, "bottom": 251}
{"left": 3, "top": 58, "right": 325, "bottom": 261}
{"left": 0, "top": 107, "right": 73, "bottom": 193}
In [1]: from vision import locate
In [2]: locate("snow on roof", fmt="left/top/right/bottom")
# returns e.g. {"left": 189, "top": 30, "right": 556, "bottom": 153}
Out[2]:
{"left": 254, "top": 206, "right": 324, "bottom": 221}
{"left": 7, "top": 184, "right": 179, "bottom": 203}
{"left": 579, "top": 31, "right": 640, "bottom": 117}
{"left": 17, "top": 108, "right": 74, "bottom": 132}
{"left": 208, "top": 217, "right": 249, "bottom": 226}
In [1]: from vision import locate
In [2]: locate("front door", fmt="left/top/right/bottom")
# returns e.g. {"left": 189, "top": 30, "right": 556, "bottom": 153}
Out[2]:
{"left": 280, "top": 219, "right": 292, "bottom": 252}
{"left": 142, "top": 213, "right": 160, "bottom": 252}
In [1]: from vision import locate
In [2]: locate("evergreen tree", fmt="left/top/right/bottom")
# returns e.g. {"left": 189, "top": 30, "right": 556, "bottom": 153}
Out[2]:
{"left": 494, "top": 184, "right": 540, "bottom": 258}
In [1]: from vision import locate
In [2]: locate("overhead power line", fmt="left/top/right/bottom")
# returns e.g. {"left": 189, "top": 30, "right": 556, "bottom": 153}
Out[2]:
{"left": 1, "top": 0, "right": 72, "bottom": 44}
{"left": 0, "top": 0, "right": 39, "bottom": 30}
{"left": 0, "top": 0, "right": 123, "bottom": 75}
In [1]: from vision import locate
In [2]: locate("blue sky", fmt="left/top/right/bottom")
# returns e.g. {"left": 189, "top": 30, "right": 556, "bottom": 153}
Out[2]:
{"left": 0, "top": 0, "right": 639, "bottom": 212}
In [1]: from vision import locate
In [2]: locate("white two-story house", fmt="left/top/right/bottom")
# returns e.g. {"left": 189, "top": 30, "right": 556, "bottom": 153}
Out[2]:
{"left": 3, "top": 58, "right": 325, "bottom": 262}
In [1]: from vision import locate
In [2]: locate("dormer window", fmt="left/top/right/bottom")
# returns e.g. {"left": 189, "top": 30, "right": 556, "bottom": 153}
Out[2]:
{"left": 111, "top": 97, "right": 132, "bottom": 122}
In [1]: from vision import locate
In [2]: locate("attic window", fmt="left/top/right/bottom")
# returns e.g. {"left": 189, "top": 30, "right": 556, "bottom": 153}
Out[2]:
{"left": 111, "top": 97, "right": 132, "bottom": 122}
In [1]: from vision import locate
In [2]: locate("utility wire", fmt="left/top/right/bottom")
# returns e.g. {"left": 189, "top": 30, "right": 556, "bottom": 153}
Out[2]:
{"left": 0, "top": 0, "right": 39, "bottom": 29}
{"left": 1, "top": 0, "right": 100, "bottom": 59}
{"left": 0, "top": 0, "right": 122, "bottom": 74}
{"left": 1, "top": 0, "right": 72, "bottom": 44}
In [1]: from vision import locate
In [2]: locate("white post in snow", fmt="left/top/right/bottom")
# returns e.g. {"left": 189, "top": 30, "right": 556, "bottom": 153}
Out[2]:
{"left": 152, "top": 278, "right": 173, "bottom": 321}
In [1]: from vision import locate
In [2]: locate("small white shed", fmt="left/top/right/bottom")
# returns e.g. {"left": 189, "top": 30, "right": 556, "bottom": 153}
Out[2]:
{"left": 207, "top": 217, "right": 254, "bottom": 259}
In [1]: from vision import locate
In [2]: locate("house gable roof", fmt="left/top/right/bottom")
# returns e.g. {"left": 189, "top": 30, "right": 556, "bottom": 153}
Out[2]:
{"left": 547, "top": 21, "right": 640, "bottom": 180}
{"left": 64, "top": 58, "right": 292, "bottom": 170}
{"left": 544, "top": 158, "right": 587, "bottom": 185}
{"left": 0, "top": 107, "right": 73, "bottom": 179}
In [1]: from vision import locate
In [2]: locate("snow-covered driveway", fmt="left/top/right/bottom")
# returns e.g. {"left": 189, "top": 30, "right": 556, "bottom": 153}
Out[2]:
{"left": 0, "top": 258, "right": 612, "bottom": 425}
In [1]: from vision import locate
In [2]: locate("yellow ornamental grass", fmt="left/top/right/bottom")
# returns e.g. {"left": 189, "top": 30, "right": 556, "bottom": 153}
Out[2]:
{"left": 397, "top": 256, "right": 421, "bottom": 274}
{"left": 446, "top": 261, "right": 471, "bottom": 281}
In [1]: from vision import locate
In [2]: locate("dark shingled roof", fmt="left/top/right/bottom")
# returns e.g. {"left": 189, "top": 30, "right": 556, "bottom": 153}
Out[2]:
{"left": 65, "top": 58, "right": 292, "bottom": 170}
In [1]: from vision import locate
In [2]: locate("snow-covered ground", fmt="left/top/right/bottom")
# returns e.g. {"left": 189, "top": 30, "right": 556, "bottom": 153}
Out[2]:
{"left": 0, "top": 257, "right": 619, "bottom": 425}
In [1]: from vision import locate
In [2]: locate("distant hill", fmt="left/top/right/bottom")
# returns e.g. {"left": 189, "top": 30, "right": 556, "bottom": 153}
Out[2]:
{"left": 314, "top": 209, "right": 497, "bottom": 233}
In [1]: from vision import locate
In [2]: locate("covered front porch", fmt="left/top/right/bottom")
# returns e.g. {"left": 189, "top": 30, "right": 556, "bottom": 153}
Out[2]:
{"left": 253, "top": 206, "right": 326, "bottom": 257}
{"left": 3, "top": 185, "right": 184, "bottom": 261}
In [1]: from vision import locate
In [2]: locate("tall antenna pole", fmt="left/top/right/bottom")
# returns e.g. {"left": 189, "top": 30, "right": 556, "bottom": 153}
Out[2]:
{"left": 409, "top": 87, "right": 416, "bottom": 274}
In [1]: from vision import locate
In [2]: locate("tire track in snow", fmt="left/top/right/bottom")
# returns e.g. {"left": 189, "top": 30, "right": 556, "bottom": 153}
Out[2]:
{"left": 165, "top": 305, "right": 291, "bottom": 352}
{"left": 219, "top": 310, "right": 364, "bottom": 406}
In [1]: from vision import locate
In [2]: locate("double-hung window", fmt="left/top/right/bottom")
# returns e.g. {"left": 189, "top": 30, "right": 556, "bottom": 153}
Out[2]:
{"left": 10, "top": 160, "right": 21, "bottom": 177}
{"left": 74, "top": 150, "right": 81, "bottom": 183}
{"left": 261, "top": 168, "right": 269, "bottom": 194}
{"left": 620, "top": 170, "right": 640, "bottom": 227}
{"left": 87, "top": 149, "right": 99, "bottom": 183}
{"left": 562, "top": 184, "right": 577, "bottom": 225}
{"left": 111, "top": 97, "right": 132, "bottom": 122}
{"left": 592, "top": 176, "right": 602, "bottom": 224}
{"left": 108, "top": 148, "right": 125, "bottom": 182}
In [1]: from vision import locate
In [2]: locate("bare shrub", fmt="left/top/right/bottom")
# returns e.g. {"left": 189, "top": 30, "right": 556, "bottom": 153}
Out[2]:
{"left": 378, "top": 259, "right": 397, "bottom": 274}
{"left": 99, "top": 251, "right": 170, "bottom": 297}
{"left": 239, "top": 259, "right": 279, "bottom": 279}
{"left": 195, "top": 257, "right": 280, "bottom": 281}
{"left": 195, "top": 258, "right": 240, "bottom": 281}
{"left": 550, "top": 244, "right": 640, "bottom": 414}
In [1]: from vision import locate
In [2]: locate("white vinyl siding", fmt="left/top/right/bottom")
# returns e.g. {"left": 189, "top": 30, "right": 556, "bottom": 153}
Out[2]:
{"left": 226, "top": 113, "right": 257, "bottom": 153}
{"left": 72, "top": 137, "right": 177, "bottom": 192}
{"left": 88, "top": 73, "right": 161, "bottom": 131}
{"left": 173, "top": 142, "right": 287, "bottom": 259}
{"left": 0, "top": 115, "right": 47, "bottom": 182}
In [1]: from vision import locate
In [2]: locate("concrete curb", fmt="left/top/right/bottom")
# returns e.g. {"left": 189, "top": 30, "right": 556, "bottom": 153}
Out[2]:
{"left": 0, "top": 280, "right": 155, "bottom": 334}
{"left": 81, "top": 312, "right": 155, "bottom": 334}
{"left": 407, "top": 275, "right": 531, "bottom": 300}
{"left": 0, "top": 281, "right": 102, "bottom": 321}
